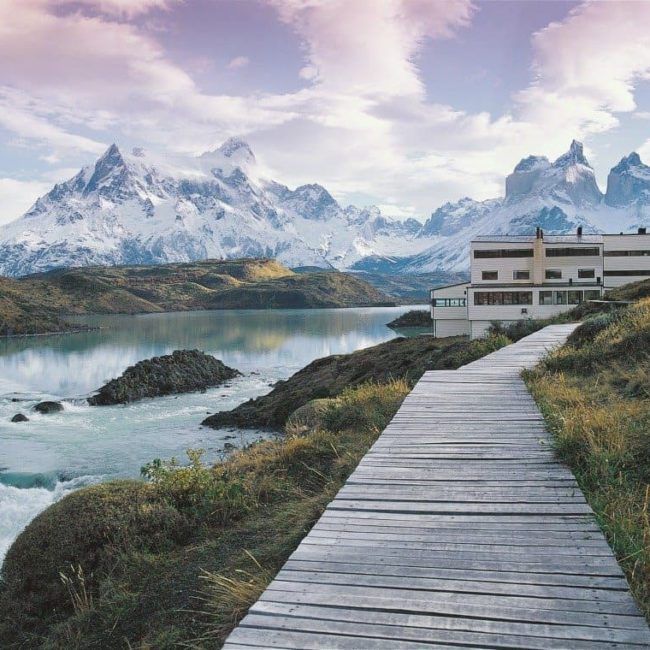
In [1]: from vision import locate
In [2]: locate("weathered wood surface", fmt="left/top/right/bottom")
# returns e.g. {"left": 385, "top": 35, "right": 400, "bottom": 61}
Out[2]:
{"left": 224, "top": 325, "right": 650, "bottom": 648}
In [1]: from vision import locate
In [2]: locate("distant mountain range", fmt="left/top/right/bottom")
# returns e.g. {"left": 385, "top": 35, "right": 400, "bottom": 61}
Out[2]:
{"left": 1, "top": 138, "right": 649, "bottom": 278}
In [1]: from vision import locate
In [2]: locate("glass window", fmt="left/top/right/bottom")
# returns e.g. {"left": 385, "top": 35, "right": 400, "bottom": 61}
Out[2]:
{"left": 539, "top": 291, "right": 553, "bottom": 305}
{"left": 433, "top": 298, "right": 466, "bottom": 307}
{"left": 482, "top": 270, "right": 498, "bottom": 280}
{"left": 473, "top": 292, "right": 532, "bottom": 306}
{"left": 604, "top": 270, "right": 650, "bottom": 276}
{"left": 513, "top": 270, "right": 530, "bottom": 280}
{"left": 545, "top": 269, "right": 562, "bottom": 279}
{"left": 568, "top": 290, "right": 583, "bottom": 304}
{"left": 554, "top": 291, "right": 567, "bottom": 305}
{"left": 474, "top": 249, "right": 534, "bottom": 258}
{"left": 605, "top": 250, "right": 650, "bottom": 256}
{"left": 584, "top": 290, "right": 601, "bottom": 300}
{"left": 578, "top": 268, "right": 595, "bottom": 279}
{"left": 546, "top": 247, "right": 600, "bottom": 257}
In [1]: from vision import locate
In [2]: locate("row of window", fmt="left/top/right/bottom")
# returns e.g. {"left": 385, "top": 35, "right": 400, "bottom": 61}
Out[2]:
{"left": 473, "top": 289, "right": 601, "bottom": 307}
{"left": 605, "top": 250, "right": 650, "bottom": 256}
{"left": 481, "top": 268, "right": 596, "bottom": 281}
{"left": 603, "top": 269, "right": 650, "bottom": 276}
{"left": 473, "top": 247, "right": 601, "bottom": 259}
{"left": 545, "top": 247, "right": 600, "bottom": 257}
{"left": 433, "top": 298, "right": 467, "bottom": 307}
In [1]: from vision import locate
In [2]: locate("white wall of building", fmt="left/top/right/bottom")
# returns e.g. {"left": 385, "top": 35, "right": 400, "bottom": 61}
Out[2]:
{"left": 603, "top": 233, "right": 650, "bottom": 288}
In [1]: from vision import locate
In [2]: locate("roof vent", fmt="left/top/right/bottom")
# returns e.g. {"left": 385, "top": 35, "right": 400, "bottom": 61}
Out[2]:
{"left": 639, "top": 227, "right": 647, "bottom": 235}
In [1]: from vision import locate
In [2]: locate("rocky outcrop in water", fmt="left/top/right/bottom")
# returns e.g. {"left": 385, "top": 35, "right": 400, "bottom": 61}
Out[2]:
{"left": 88, "top": 349, "right": 240, "bottom": 406}
{"left": 33, "top": 401, "right": 63, "bottom": 414}
{"left": 11, "top": 413, "right": 29, "bottom": 422}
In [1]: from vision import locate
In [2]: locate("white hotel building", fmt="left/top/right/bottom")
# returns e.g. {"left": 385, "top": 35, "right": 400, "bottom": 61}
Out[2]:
{"left": 431, "top": 227, "right": 650, "bottom": 339}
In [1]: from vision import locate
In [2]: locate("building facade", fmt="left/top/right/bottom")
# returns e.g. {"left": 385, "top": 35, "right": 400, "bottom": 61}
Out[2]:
{"left": 431, "top": 227, "right": 650, "bottom": 339}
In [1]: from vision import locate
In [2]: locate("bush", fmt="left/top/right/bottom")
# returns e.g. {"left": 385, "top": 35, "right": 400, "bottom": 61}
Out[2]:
{"left": 1, "top": 481, "right": 190, "bottom": 623}
{"left": 566, "top": 311, "right": 621, "bottom": 348}
{"left": 141, "top": 449, "right": 253, "bottom": 523}
{"left": 321, "top": 380, "right": 410, "bottom": 434}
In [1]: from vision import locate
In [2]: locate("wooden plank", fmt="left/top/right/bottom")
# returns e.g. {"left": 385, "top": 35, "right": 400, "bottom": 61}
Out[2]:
{"left": 223, "top": 325, "right": 650, "bottom": 648}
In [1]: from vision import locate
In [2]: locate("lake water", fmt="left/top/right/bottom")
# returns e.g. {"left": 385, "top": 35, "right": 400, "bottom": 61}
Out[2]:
{"left": 0, "top": 306, "right": 421, "bottom": 561}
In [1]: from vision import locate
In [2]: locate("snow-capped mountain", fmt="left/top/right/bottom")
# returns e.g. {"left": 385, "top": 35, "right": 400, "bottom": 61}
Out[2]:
{"left": 398, "top": 140, "right": 650, "bottom": 273}
{"left": 0, "top": 138, "right": 426, "bottom": 277}
{"left": 1, "top": 138, "right": 649, "bottom": 277}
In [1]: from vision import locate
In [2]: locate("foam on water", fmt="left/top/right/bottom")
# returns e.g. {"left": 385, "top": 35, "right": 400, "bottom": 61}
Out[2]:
{"left": 0, "top": 474, "right": 99, "bottom": 562}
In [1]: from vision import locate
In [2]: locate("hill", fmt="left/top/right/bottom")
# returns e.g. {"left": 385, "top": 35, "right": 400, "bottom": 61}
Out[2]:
{"left": 0, "top": 259, "right": 393, "bottom": 336}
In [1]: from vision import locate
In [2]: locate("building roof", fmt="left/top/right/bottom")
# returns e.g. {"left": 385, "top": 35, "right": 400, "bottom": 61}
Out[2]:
{"left": 473, "top": 234, "right": 603, "bottom": 244}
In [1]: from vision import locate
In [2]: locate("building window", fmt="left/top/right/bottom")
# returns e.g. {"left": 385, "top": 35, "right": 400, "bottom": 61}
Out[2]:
{"left": 568, "top": 290, "right": 582, "bottom": 305}
{"left": 554, "top": 291, "right": 567, "bottom": 305}
{"left": 433, "top": 298, "right": 466, "bottom": 307}
{"left": 539, "top": 291, "right": 553, "bottom": 305}
{"left": 603, "top": 269, "right": 650, "bottom": 276}
{"left": 578, "top": 268, "right": 595, "bottom": 279}
{"left": 605, "top": 250, "right": 650, "bottom": 256}
{"left": 474, "top": 248, "right": 534, "bottom": 258}
{"left": 482, "top": 270, "right": 498, "bottom": 280}
{"left": 545, "top": 269, "right": 562, "bottom": 279}
{"left": 513, "top": 270, "right": 530, "bottom": 280}
{"left": 546, "top": 247, "right": 600, "bottom": 257}
{"left": 584, "top": 290, "right": 601, "bottom": 300}
{"left": 474, "top": 292, "right": 533, "bottom": 306}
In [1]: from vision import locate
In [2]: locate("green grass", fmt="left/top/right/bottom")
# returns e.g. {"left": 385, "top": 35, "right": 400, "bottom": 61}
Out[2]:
{"left": 525, "top": 297, "right": 650, "bottom": 619}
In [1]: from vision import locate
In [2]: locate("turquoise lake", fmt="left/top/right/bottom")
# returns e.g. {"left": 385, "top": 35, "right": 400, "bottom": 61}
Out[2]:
{"left": 0, "top": 306, "right": 423, "bottom": 559}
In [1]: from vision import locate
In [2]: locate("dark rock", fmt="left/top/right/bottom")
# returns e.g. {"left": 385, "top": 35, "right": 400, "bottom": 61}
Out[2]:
{"left": 223, "top": 442, "right": 235, "bottom": 451}
{"left": 33, "top": 401, "right": 64, "bottom": 414}
{"left": 387, "top": 309, "right": 432, "bottom": 329}
{"left": 11, "top": 413, "right": 29, "bottom": 422}
{"left": 88, "top": 349, "right": 241, "bottom": 406}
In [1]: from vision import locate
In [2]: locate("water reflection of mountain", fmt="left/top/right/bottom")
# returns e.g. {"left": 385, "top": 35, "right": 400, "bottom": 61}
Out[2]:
{"left": 0, "top": 307, "right": 413, "bottom": 397}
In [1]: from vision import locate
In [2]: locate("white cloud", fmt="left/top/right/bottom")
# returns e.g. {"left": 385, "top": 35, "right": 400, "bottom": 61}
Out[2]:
{"left": 228, "top": 56, "right": 250, "bottom": 70}
{"left": 3, "top": 0, "right": 650, "bottom": 221}
{"left": 0, "top": 178, "right": 51, "bottom": 225}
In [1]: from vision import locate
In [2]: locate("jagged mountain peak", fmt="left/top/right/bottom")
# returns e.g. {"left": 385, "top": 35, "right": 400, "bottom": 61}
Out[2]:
{"left": 611, "top": 151, "right": 644, "bottom": 173}
{"left": 216, "top": 137, "right": 255, "bottom": 161}
{"left": 513, "top": 155, "right": 550, "bottom": 173}
{"left": 605, "top": 150, "right": 650, "bottom": 207}
{"left": 553, "top": 139, "right": 590, "bottom": 168}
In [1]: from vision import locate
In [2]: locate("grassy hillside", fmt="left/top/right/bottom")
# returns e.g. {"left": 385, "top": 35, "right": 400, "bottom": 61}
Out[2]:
{"left": 0, "top": 259, "right": 394, "bottom": 335}
{"left": 525, "top": 282, "right": 650, "bottom": 619}
{"left": 204, "top": 334, "right": 508, "bottom": 429}
{"left": 0, "top": 332, "right": 512, "bottom": 648}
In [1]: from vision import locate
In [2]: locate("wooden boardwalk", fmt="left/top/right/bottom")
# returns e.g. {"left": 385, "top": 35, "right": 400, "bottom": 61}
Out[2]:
{"left": 224, "top": 325, "right": 650, "bottom": 649}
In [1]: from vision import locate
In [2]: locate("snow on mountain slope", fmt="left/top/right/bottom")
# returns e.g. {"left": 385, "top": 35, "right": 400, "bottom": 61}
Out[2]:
{"left": 1, "top": 139, "right": 649, "bottom": 277}
{"left": 0, "top": 138, "right": 427, "bottom": 277}
{"left": 400, "top": 140, "right": 650, "bottom": 273}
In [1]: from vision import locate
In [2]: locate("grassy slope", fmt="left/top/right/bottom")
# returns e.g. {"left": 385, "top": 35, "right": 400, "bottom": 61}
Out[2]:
{"left": 525, "top": 285, "right": 650, "bottom": 619}
{"left": 204, "top": 334, "right": 508, "bottom": 429}
{"left": 0, "top": 259, "right": 393, "bottom": 335}
{"left": 0, "top": 333, "right": 512, "bottom": 648}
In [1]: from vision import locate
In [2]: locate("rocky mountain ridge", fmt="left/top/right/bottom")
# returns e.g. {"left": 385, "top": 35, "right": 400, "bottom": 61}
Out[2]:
{"left": 1, "top": 138, "right": 649, "bottom": 276}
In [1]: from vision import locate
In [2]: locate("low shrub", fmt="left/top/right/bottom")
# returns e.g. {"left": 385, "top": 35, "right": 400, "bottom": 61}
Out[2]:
{"left": 1, "top": 481, "right": 190, "bottom": 625}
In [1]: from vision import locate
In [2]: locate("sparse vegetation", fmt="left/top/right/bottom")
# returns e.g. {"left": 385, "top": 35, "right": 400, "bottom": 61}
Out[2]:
{"left": 525, "top": 292, "right": 650, "bottom": 619}
{"left": 0, "top": 259, "right": 394, "bottom": 337}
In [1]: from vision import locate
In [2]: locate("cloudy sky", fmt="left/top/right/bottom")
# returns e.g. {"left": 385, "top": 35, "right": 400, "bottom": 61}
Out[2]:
{"left": 2, "top": 0, "right": 650, "bottom": 225}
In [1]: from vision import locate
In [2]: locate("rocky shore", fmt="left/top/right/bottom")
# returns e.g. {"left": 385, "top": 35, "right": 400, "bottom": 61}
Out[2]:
{"left": 88, "top": 349, "right": 240, "bottom": 405}
{"left": 387, "top": 309, "right": 432, "bottom": 329}
{"left": 202, "top": 334, "right": 505, "bottom": 430}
